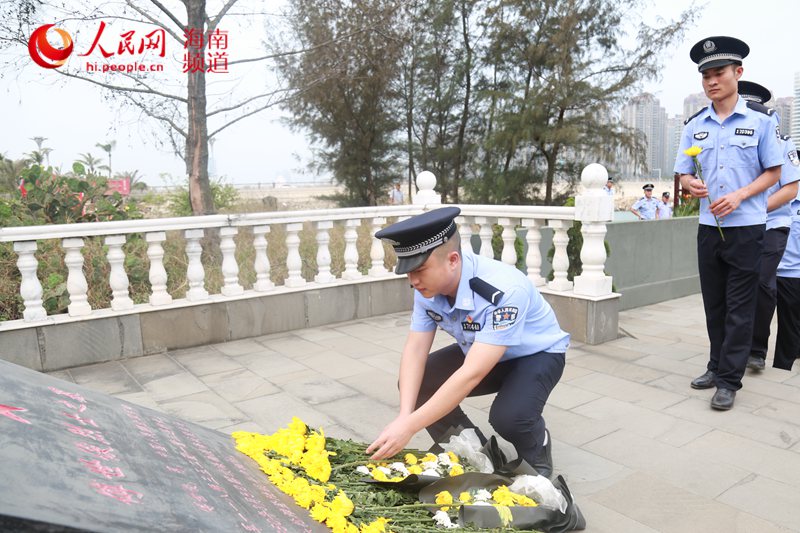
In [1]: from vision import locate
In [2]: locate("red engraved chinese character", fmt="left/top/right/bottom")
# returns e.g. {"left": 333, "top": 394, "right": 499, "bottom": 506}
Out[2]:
{"left": 207, "top": 29, "right": 228, "bottom": 50}
{"left": 80, "top": 459, "right": 125, "bottom": 479}
{"left": 75, "top": 442, "right": 117, "bottom": 461}
{"left": 184, "top": 28, "right": 204, "bottom": 49}
{"left": 206, "top": 51, "right": 228, "bottom": 73}
{"left": 90, "top": 481, "right": 143, "bottom": 505}
{"left": 117, "top": 30, "right": 136, "bottom": 55}
{"left": 183, "top": 52, "right": 206, "bottom": 73}
{"left": 79, "top": 21, "right": 114, "bottom": 58}
{"left": 0, "top": 404, "right": 31, "bottom": 425}
{"left": 165, "top": 465, "right": 184, "bottom": 474}
{"left": 64, "top": 423, "right": 110, "bottom": 445}
{"left": 239, "top": 522, "right": 261, "bottom": 533}
{"left": 48, "top": 386, "right": 87, "bottom": 403}
{"left": 139, "top": 28, "right": 166, "bottom": 57}
{"left": 56, "top": 399, "right": 88, "bottom": 412}
{"left": 63, "top": 412, "right": 99, "bottom": 427}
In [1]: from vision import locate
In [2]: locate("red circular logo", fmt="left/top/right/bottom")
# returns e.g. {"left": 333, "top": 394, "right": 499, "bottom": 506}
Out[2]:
{"left": 28, "top": 24, "right": 73, "bottom": 69}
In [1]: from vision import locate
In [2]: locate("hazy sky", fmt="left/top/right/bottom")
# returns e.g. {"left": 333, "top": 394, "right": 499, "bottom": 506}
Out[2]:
{"left": 1, "top": 0, "right": 797, "bottom": 186}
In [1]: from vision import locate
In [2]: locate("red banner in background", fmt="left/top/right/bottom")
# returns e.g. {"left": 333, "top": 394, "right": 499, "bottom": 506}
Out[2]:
{"left": 107, "top": 178, "right": 130, "bottom": 196}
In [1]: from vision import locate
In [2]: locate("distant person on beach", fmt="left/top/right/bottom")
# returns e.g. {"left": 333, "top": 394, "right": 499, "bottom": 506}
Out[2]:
{"left": 390, "top": 183, "right": 404, "bottom": 205}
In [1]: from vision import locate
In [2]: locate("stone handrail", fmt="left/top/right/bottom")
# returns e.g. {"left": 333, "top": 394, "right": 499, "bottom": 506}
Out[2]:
{"left": 0, "top": 164, "right": 613, "bottom": 327}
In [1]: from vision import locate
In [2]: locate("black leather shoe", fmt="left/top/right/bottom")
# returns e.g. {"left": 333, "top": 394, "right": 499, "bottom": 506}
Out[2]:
{"left": 533, "top": 429, "right": 553, "bottom": 478}
{"left": 747, "top": 356, "right": 765, "bottom": 371}
{"left": 711, "top": 388, "right": 736, "bottom": 410}
{"left": 690, "top": 370, "right": 716, "bottom": 389}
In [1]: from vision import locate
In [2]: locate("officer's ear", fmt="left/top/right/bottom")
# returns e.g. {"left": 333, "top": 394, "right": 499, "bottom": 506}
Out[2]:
{"left": 733, "top": 64, "right": 743, "bottom": 79}
{"left": 446, "top": 250, "right": 460, "bottom": 269}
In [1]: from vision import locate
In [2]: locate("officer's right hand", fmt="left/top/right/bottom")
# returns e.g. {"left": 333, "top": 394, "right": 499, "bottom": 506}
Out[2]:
{"left": 685, "top": 178, "right": 708, "bottom": 198}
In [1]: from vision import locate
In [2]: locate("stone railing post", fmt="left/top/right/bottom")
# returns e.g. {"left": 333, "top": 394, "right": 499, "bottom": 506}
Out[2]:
{"left": 62, "top": 237, "right": 92, "bottom": 316}
{"left": 314, "top": 220, "right": 336, "bottom": 283}
{"left": 342, "top": 219, "right": 363, "bottom": 280}
{"left": 13, "top": 241, "right": 46, "bottom": 321}
{"left": 497, "top": 217, "right": 517, "bottom": 266}
{"left": 252, "top": 225, "right": 274, "bottom": 292}
{"left": 458, "top": 216, "right": 474, "bottom": 254}
{"left": 284, "top": 222, "right": 306, "bottom": 288}
{"left": 474, "top": 217, "right": 495, "bottom": 259}
{"left": 413, "top": 171, "right": 442, "bottom": 205}
{"left": 521, "top": 218, "right": 546, "bottom": 286}
{"left": 574, "top": 163, "right": 614, "bottom": 296}
{"left": 185, "top": 229, "right": 209, "bottom": 301}
{"left": 547, "top": 220, "right": 573, "bottom": 291}
{"left": 369, "top": 217, "right": 389, "bottom": 277}
{"left": 220, "top": 227, "right": 244, "bottom": 296}
{"left": 105, "top": 235, "right": 134, "bottom": 311}
{"left": 145, "top": 231, "right": 172, "bottom": 305}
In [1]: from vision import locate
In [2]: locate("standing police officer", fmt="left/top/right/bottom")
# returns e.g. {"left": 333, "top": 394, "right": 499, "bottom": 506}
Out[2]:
{"left": 657, "top": 192, "right": 673, "bottom": 219}
{"left": 736, "top": 81, "right": 800, "bottom": 371}
{"left": 630, "top": 184, "right": 659, "bottom": 220}
{"left": 775, "top": 192, "right": 800, "bottom": 370}
{"left": 366, "top": 207, "right": 568, "bottom": 478}
{"left": 674, "top": 36, "right": 783, "bottom": 410}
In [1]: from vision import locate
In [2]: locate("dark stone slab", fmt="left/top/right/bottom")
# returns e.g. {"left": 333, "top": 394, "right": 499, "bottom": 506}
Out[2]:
{"left": 0, "top": 359, "right": 326, "bottom": 533}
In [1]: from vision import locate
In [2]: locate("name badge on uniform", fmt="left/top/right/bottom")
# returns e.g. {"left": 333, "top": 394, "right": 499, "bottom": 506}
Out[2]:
{"left": 492, "top": 306, "right": 518, "bottom": 331}
{"left": 735, "top": 128, "right": 754, "bottom": 136}
{"left": 693, "top": 132, "right": 708, "bottom": 140}
{"left": 426, "top": 310, "right": 443, "bottom": 322}
{"left": 461, "top": 317, "right": 481, "bottom": 332}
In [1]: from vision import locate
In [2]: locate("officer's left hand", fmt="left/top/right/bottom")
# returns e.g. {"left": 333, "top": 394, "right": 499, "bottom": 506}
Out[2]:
{"left": 709, "top": 190, "right": 744, "bottom": 217}
{"left": 366, "top": 415, "right": 416, "bottom": 461}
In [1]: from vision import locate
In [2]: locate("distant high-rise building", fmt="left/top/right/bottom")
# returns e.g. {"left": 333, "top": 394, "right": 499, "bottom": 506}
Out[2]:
{"left": 622, "top": 93, "right": 667, "bottom": 179}
{"left": 683, "top": 93, "right": 709, "bottom": 120}
{"left": 772, "top": 97, "right": 794, "bottom": 138}
{"left": 793, "top": 72, "right": 800, "bottom": 140}
{"left": 665, "top": 115, "right": 684, "bottom": 176}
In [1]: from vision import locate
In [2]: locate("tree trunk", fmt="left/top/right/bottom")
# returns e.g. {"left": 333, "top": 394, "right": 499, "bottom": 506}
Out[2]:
{"left": 452, "top": 0, "right": 472, "bottom": 204}
{"left": 185, "top": 0, "right": 214, "bottom": 215}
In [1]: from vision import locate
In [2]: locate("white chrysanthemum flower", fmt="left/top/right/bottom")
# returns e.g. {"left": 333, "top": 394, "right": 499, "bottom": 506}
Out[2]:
{"left": 377, "top": 466, "right": 392, "bottom": 476}
{"left": 473, "top": 489, "right": 493, "bottom": 502}
{"left": 471, "top": 501, "right": 492, "bottom": 506}
{"left": 421, "top": 468, "right": 441, "bottom": 477}
{"left": 355, "top": 465, "right": 371, "bottom": 476}
{"left": 433, "top": 510, "right": 458, "bottom": 528}
{"left": 389, "top": 462, "right": 410, "bottom": 476}
{"left": 437, "top": 452, "right": 453, "bottom": 466}
{"left": 422, "top": 461, "right": 439, "bottom": 471}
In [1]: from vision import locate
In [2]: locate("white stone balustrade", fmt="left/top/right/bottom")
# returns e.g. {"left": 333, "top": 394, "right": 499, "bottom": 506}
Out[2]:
{"left": 0, "top": 167, "right": 615, "bottom": 326}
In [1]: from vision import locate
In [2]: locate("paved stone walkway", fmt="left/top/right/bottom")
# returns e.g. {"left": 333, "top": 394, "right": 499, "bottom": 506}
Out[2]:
{"left": 47, "top": 293, "right": 800, "bottom": 532}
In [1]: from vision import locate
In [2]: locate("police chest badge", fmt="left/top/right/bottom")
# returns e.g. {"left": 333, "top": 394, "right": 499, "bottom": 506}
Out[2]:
{"left": 693, "top": 132, "right": 708, "bottom": 140}
{"left": 492, "top": 306, "right": 518, "bottom": 331}
{"left": 426, "top": 310, "right": 443, "bottom": 322}
{"left": 789, "top": 150, "right": 800, "bottom": 167}
{"left": 461, "top": 315, "right": 481, "bottom": 331}
{"left": 735, "top": 128, "right": 754, "bottom": 136}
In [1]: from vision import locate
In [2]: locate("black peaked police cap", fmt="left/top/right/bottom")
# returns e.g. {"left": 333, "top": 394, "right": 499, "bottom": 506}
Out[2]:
{"left": 738, "top": 80, "right": 772, "bottom": 104}
{"left": 376, "top": 206, "right": 460, "bottom": 275}
{"left": 690, "top": 36, "right": 749, "bottom": 72}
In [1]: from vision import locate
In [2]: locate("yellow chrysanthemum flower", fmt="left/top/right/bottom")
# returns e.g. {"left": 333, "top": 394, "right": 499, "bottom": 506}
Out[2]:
{"left": 310, "top": 502, "right": 330, "bottom": 523}
{"left": 305, "top": 429, "right": 326, "bottom": 453}
{"left": 330, "top": 491, "right": 355, "bottom": 517}
{"left": 494, "top": 504, "right": 513, "bottom": 527}
{"left": 407, "top": 465, "right": 423, "bottom": 475}
{"left": 360, "top": 517, "right": 391, "bottom": 533}
{"left": 404, "top": 453, "right": 418, "bottom": 465}
{"left": 492, "top": 485, "right": 515, "bottom": 506}
{"left": 458, "top": 491, "right": 473, "bottom": 504}
{"left": 448, "top": 464, "right": 464, "bottom": 476}
{"left": 435, "top": 490, "right": 453, "bottom": 511}
{"left": 371, "top": 469, "right": 389, "bottom": 481}
{"left": 684, "top": 146, "right": 702, "bottom": 157}
{"left": 447, "top": 451, "right": 460, "bottom": 464}
{"left": 422, "top": 453, "right": 438, "bottom": 463}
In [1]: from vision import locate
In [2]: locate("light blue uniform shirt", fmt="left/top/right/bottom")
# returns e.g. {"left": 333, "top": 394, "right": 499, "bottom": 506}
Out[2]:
{"left": 410, "top": 249, "right": 570, "bottom": 361}
{"left": 674, "top": 96, "right": 784, "bottom": 227}
{"left": 604, "top": 186, "right": 614, "bottom": 196}
{"left": 656, "top": 201, "right": 673, "bottom": 219}
{"left": 767, "top": 136, "right": 800, "bottom": 230}
{"left": 632, "top": 196, "right": 659, "bottom": 220}
{"left": 777, "top": 196, "right": 800, "bottom": 278}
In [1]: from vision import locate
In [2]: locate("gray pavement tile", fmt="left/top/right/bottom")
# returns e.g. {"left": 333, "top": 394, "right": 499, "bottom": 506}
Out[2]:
{"left": 554, "top": 441, "right": 631, "bottom": 496}
{"left": 171, "top": 349, "right": 243, "bottom": 376}
{"left": 560, "top": 363, "right": 595, "bottom": 382}
{"left": 292, "top": 327, "right": 348, "bottom": 342}
{"left": 45, "top": 370, "right": 74, "bottom": 383}
{"left": 313, "top": 395, "right": 399, "bottom": 443}
{"left": 542, "top": 404, "right": 619, "bottom": 448}
{"left": 115, "top": 391, "right": 163, "bottom": 411}
{"left": 580, "top": 343, "right": 647, "bottom": 362}
{"left": 633, "top": 354, "right": 706, "bottom": 377}
{"left": 279, "top": 371, "right": 360, "bottom": 405}
{"left": 568, "top": 373, "right": 685, "bottom": 411}
{"left": 369, "top": 334, "right": 410, "bottom": 353}
{"left": 157, "top": 390, "right": 248, "bottom": 430}
{"left": 313, "top": 336, "right": 387, "bottom": 359}
{"left": 548, "top": 382, "right": 601, "bottom": 410}
{"left": 210, "top": 338, "right": 267, "bottom": 357}
{"left": 142, "top": 372, "right": 209, "bottom": 402}
{"left": 359, "top": 351, "right": 402, "bottom": 375}
{"left": 234, "top": 393, "right": 335, "bottom": 434}
{"left": 717, "top": 475, "right": 800, "bottom": 531}
{"left": 574, "top": 500, "right": 659, "bottom": 533}
{"left": 338, "top": 368, "right": 401, "bottom": 408}
{"left": 332, "top": 322, "right": 397, "bottom": 341}
{"left": 122, "top": 353, "right": 184, "bottom": 385}
{"left": 198, "top": 368, "right": 280, "bottom": 403}
{"left": 219, "top": 420, "right": 267, "bottom": 435}
{"left": 568, "top": 354, "right": 666, "bottom": 384}
{"left": 234, "top": 351, "right": 308, "bottom": 380}
{"left": 258, "top": 336, "right": 326, "bottom": 358}
{"left": 753, "top": 398, "right": 800, "bottom": 426}
{"left": 297, "top": 350, "right": 374, "bottom": 379}
{"left": 592, "top": 471, "right": 788, "bottom": 533}
{"left": 69, "top": 361, "right": 142, "bottom": 396}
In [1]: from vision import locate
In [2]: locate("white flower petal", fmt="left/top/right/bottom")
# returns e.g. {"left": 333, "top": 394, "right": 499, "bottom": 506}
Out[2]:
{"left": 355, "top": 465, "right": 371, "bottom": 475}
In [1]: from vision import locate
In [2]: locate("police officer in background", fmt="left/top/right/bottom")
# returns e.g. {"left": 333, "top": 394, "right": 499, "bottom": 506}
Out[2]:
{"left": 604, "top": 177, "right": 615, "bottom": 196}
{"left": 630, "top": 183, "right": 659, "bottom": 220}
{"left": 736, "top": 81, "right": 800, "bottom": 371}
{"left": 657, "top": 192, "right": 673, "bottom": 219}
{"left": 366, "top": 207, "right": 568, "bottom": 478}
{"left": 674, "top": 37, "right": 783, "bottom": 410}
{"left": 775, "top": 191, "right": 800, "bottom": 370}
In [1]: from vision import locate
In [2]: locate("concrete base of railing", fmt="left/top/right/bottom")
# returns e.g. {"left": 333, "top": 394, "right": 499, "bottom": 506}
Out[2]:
{"left": 0, "top": 278, "right": 414, "bottom": 372}
{"left": 541, "top": 288, "right": 620, "bottom": 345}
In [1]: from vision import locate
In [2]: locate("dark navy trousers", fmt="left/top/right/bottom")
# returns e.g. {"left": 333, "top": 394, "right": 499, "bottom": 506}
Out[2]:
{"left": 697, "top": 224, "right": 764, "bottom": 390}
{"left": 775, "top": 276, "right": 800, "bottom": 370}
{"left": 414, "top": 343, "right": 565, "bottom": 467}
{"left": 750, "top": 227, "right": 789, "bottom": 360}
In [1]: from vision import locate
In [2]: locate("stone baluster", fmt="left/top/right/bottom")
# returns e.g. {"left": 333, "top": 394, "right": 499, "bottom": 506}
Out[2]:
{"left": 342, "top": 219, "right": 363, "bottom": 280}
{"left": 521, "top": 218, "right": 546, "bottom": 286}
{"left": 220, "top": 227, "right": 244, "bottom": 296}
{"left": 62, "top": 237, "right": 92, "bottom": 316}
{"left": 314, "top": 220, "right": 336, "bottom": 283}
{"left": 547, "top": 220, "right": 573, "bottom": 291}
{"left": 574, "top": 163, "right": 614, "bottom": 296}
{"left": 185, "top": 229, "right": 209, "bottom": 301}
{"left": 105, "top": 235, "right": 134, "bottom": 311}
{"left": 497, "top": 217, "right": 517, "bottom": 266}
{"left": 474, "top": 217, "right": 495, "bottom": 259}
{"left": 458, "top": 216, "right": 474, "bottom": 254}
{"left": 145, "top": 231, "right": 172, "bottom": 305}
{"left": 252, "top": 225, "right": 274, "bottom": 292}
{"left": 284, "top": 222, "right": 306, "bottom": 287}
{"left": 369, "top": 217, "right": 389, "bottom": 277}
{"left": 13, "top": 241, "right": 46, "bottom": 321}
{"left": 413, "top": 171, "right": 442, "bottom": 205}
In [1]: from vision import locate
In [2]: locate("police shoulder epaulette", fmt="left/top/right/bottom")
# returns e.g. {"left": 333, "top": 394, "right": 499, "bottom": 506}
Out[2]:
{"left": 746, "top": 101, "right": 774, "bottom": 116}
{"left": 781, "top": 134, "right": 791, "bottom": 141}
{"left": 469, "top": 277, "right": 504, "bottom": 306}
{"left": 684, "top": 106, "right": 707, "bottom": 125}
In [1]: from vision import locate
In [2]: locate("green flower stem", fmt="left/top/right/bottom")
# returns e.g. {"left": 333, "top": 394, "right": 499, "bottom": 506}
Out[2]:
{"left": 693, "top": 156, "right": 726, "bottom": 241}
